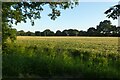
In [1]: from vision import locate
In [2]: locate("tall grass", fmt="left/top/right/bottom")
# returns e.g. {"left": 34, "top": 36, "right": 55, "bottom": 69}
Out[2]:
{"left": 2, "top": 36, "right": 120, "bottom": 79}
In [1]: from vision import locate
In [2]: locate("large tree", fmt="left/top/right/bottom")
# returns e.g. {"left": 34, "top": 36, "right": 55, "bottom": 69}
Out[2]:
{"left": 2, "top": 1, "right": 79, "bottom": 44}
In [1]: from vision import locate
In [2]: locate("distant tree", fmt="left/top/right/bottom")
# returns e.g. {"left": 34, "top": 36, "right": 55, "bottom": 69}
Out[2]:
{"left": 43, "top": 29, "right": 50, "bottom": 36}
{"left": 109, "top": 25, "right": 117, "bottom": 36}
{"left": 16, "top": 24, "right": 119, "bottom": 37}
{"left": 62, "top": 29, "right": 79, "bottom": 36}
{"left": 26, "top": 31, "right": 34, "bottom": 36}
{"left": 96, "top": 20, "right": 112, "bottom": 36}
{"left": 78, "top": 30, "right": 87, "bottom": 36}
{"left": 49, "top": 31, "right": 54, "bottom": 36}
{"left": 62, "top": 30, "right": 68, "bottom": 36}
{"left": 40, "top": 32, "right": 44, "bottom": 36}
{"left": 67, "top": 29, "right": 79, "bottom": 36}
{"left": 43, "top": 29, "right": 54, "bottom": 36}
{"left": 55, "top": 30, "right": 62, "bottom": 36}
{"left": 74, "top": 29, "right": 79, "bottom": 36}
{"left": 17, "top": 30, "right": 25, "bottom": 36}
{"left": 87, "top": 27, "right": 96, "bottom": 36}
{"left": 35, "top": 31, "right": 41, "bottom": 36}
{"left": 116, "top": 26, "right": 120, "bottom": 36}
{"left": 66, "top": 29, "right": 73, "bottom": 36}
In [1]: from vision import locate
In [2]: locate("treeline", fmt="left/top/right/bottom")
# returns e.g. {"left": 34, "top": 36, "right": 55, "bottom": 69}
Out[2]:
{"left": 17, "top": 20, "right": 120, "bottom": 37}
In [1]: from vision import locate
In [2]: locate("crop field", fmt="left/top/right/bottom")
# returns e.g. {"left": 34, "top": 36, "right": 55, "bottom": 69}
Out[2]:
{"left": 3, "top": 36, "right": 120, "bottom": 79}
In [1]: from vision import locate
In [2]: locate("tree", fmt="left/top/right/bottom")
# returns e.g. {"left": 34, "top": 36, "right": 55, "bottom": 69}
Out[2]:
{"left": 116, "top": 26, "right": 120, "bottom": 36}
{"left": 2, "top": 1, "right": 79, "bottom": 44}
{"left": 105, "top": 3, "right": 120, "bottom": 34}
{"left": 17, "top": 30, "right": 26, "bottom": 36}
{"left": 55, "top": 30, "right": 62, "bottom": 36}
{"left": 105, "top": 2, "right": 120, "bottom": 19}
{"left": 49, "top": 31, "right": 54, "bottom": 36}
{"left": 67, "top": 29, "right": 79, "bottom": 36}
{"left": 43, "top": 29, "right": 54, "bottom": 36}
{"left": 96, "top": 20, "right": 112, "bottom": 35}
{"left": 78, "top": 30, "right": 87, "bottom": 36}
{"left": 26, "top": 31, "right": 35, "bottom": 36}
{"left": 62, "top": 30, "right": 69, "bottom": 36}
{"left": 87, "top": 27, "right": 96, "bottom": 36}
{"left": 35, "top": 31, "right": 41, "bottom": 36}
{"left": 110, "top": 25, "right": 117, "bottom": 36}
{"left": 74, "top": 29, "right": 79, "bottom": 36}
{"left": 2, "top": 23, "right": 17, "bottom": 43}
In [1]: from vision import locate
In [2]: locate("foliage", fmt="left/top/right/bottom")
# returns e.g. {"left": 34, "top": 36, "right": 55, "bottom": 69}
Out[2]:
{"left": 17, "top": 20, "right": 120, "bottom": 37}
{"left": 35, "top": 31, "right": 41, "bottom": 36}
{"left": 55, "top": 30, "right": 62, "bottom": 36}
{"left": 105, "top": 3, "right": 120, "bottom": 19}
{"left": 87, "top": 27, "right": 96, "bottom": 36}
{"left": 17, "top": 30, "right": 26, "bottom": 36}
{"left": 2, "top": 23, "right": 17, "bottom": 45}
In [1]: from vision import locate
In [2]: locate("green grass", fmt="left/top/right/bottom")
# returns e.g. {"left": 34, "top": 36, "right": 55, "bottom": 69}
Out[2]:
{"left": 3, "top": 36, "right": 120, "bottom": 79}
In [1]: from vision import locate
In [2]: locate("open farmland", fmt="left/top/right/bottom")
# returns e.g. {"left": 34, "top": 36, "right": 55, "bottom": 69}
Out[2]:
{"left": 17, "top": 36, "right": 118, "bottom": 53}
{"left": 3, "top": 36, "right": 120, "bottom": 79}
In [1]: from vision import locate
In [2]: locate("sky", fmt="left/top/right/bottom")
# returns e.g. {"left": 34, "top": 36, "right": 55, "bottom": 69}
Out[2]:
{"left": 13, "top": 2, "right": 119, "bottom": 32}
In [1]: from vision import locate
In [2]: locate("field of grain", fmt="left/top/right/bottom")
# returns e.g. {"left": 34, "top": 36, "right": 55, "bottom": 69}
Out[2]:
{"left": 3, "top": 36, "right": 120, "bottom": 79}
{"left": 16, "top": 36, "right": 118, "bottom": 55}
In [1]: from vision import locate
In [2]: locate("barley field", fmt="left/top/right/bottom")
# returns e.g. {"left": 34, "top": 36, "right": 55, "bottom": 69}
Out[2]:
{"left": 3, "top": 36, "right": 120, "bottom": 79}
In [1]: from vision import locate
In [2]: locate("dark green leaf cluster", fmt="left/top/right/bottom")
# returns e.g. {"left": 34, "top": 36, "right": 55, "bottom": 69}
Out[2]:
{"left": 2, "top": 1, "right": 78, "bottom": 26}
{"left": 105, "top": 4, "right": 120, "bottom": 20}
